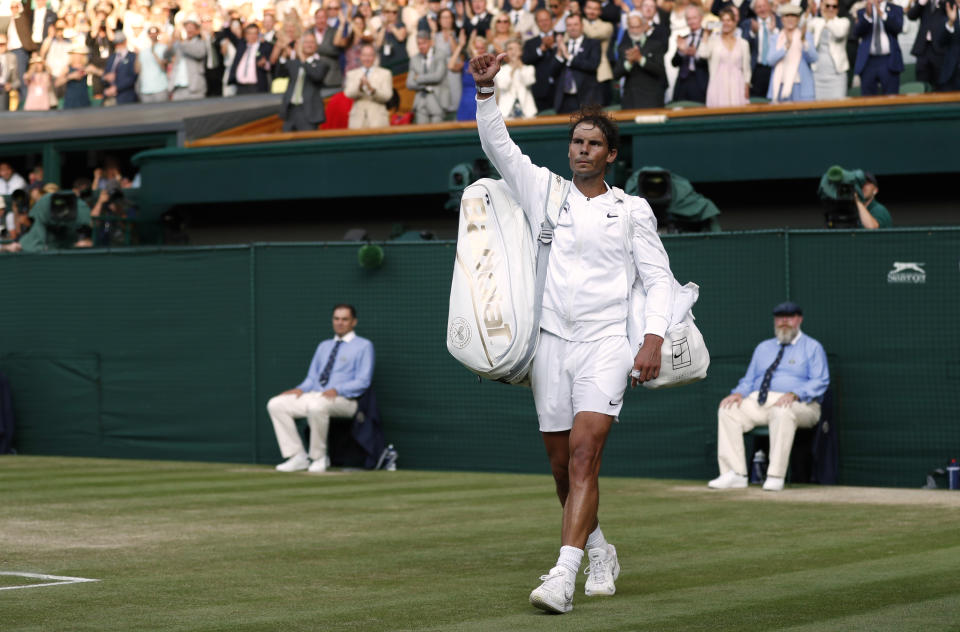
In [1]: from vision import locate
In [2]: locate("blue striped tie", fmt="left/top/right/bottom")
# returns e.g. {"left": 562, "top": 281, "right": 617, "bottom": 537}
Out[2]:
{"left": 318, "top": 340, "right": 343, "bottom": 388}
{"left": 757, "top": 344, "right": 786, "bottom": 405}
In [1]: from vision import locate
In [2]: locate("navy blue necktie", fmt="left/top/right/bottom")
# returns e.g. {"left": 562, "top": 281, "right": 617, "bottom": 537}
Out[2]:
{"left": 757, "top": 344, "right": 786, "bottom": 405}
{"left": 318, "top": 340, "right": 343, "bottom": 387}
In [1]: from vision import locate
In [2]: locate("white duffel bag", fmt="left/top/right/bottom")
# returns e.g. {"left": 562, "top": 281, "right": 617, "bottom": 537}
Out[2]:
{"left": 446, "top": 179, "right": 539, "bottom": 384}
{"left": 628, "top": 280, "right": 710, "bottom": 389}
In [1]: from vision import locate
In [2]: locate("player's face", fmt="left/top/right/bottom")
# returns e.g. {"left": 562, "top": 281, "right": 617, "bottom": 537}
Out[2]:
{"left": 332, "top": 308, "right": 357, "bottom": 337}
{"left": 568, "top": 122, "right": 616, "bottom": 179}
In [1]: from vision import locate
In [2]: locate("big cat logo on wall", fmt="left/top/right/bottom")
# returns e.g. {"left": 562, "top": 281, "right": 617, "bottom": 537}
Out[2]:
{"left": 887, "top": 262, "right": 926, "bottom": 284}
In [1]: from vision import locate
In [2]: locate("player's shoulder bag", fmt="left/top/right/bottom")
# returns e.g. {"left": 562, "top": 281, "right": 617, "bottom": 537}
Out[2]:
{"left": 613, "top": 188, "right": 710, "bottom": 389}
{"left": 446, "top": 173, "right": 570, "bottom": 384}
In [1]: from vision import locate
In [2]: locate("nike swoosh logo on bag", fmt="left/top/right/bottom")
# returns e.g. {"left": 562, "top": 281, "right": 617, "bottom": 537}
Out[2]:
{"left": 606, "top": 212, "right": 618, "bottom": 218}
{"left": 674, "top": 351, "right": 683, "bottom": 358}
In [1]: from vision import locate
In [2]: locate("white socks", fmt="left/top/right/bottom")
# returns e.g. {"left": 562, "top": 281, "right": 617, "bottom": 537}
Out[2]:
{"left": 557, "top": 545, "right": 583, "bottom": 577}
{"left": 585, "top": 525, "right": 608, "bottom": 552}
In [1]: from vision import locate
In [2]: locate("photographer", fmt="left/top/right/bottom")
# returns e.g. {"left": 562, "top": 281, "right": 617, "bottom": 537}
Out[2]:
{"left": 853, "top": 172, "right": 892, "bottom": 229}
{"left": 90, "top": 181, "right": 131, "bottom": 247}
{"left": 2, "top": 191, "right": 92, "bottom": 253}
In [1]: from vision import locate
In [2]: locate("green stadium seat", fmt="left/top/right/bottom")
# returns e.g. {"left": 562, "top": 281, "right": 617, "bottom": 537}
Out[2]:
{"left": 537, "top": 108, "right": 556, "bottom": 116}
{"left": 901, "top": 63, "right": 917, "bottom": 84}
{"left": 603, "top": 104, "right": 621, "bottom": 112}
{"left": 749, "top": 96, "right": 770, "bottom": 104}
{"left": 847, "top": 86, "right": 861, "bottom": 97}
{"left": 899, "top": 81, "right": 926, "bottom": 95}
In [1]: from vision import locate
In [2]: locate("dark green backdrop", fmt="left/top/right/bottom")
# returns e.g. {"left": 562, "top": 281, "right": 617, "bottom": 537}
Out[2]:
{"left": 3, "top": 229, "right": 958, "bottom": 487}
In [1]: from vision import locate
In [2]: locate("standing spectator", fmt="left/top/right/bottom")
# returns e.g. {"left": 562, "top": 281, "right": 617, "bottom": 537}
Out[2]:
{"left": 489, "top": 12, "right": 517, "bottom": 54}
{"left": 6, "top": 0, "right": 37, "bottom": 82}
{"left": 41, "top": 19, "right": 72, "bottom": 82}
{"left": 741, "top": 0, "right": 781, "bottom": 97}
{"left": 262, "top": 11, "right": 279, "bottom": 44}
{"left": 22, "top": 53, "right": 53, "bottom": 110}
{"left": 854, "top": 171, "right": 892, "bottom": 227}
{"left": 907, "top": 0, "right": 948, "bottom": 90}
{"left": 404, "top": 0, "right": 431, "bottom": 58}
{"left": 551, "top": 13, "right": 601, "bottom": 112}
{"left": 640, "top": 0, "right": 672, "bottom": 42}
{"left": 698, "top": 6, "right": 750, "bottom": 105}
{"left": 57, "top": 45, "right": 99, "bottom": 109}
{"left": 582, "top": 0, "right": 614, "bottom": 104}
{"left": 407, "top": 30, "right": 448, "bottom": 123}
{"left": 0, "top": 163, "right": 27, "bottom": 196}
{"left": 671, "top": 4, "right": 710, "bottom": 101}
{"left": 136, "top": 26, "right": 169, "bottom": 103}
{"left": 315, "top": 3, "right": 346, "bottom": 92}
{"left": 102, "top": 33, "right": 138, "bottom": 104}
{"left": 549, "top": 0, "right": 572, "bottom": 33}
{"left": 30, "top": 0, "right": 57, "bottom": 51}
{"left": 767, "top": 4, "right": 817, "bottom": 101}
{"left": 808, "top": 0, "right": 850, "bottom": 100}
{"left": 938, "top": 1, "right": 960, "bottom": 91}
{"left": 86, "top": 16, "right": 114, "bottom": 98}
{"left": 614, "top": 12, "right": 668, "bottom": 108}
{"left": 495, "top": 38, "right": 538, "bottom": 117}
{"left": 455, "top": 33, "right": 490, "bottom": 119}
{"left": 344, "top": 42, "right": 393, "bottom": 127}
{"left": 219, "top": 17, "right": 241, "bottom": 97}
{"left": 506, "top": 0, "right": 538, "bottom": 41}
{"left": 376, "top": 3, "right": 409, "bottom": 70}
{"left": 165, "top": 16, "right": 207, "bottom": 101}
{"left": 522, "top": 8, "right": 559, "bottom": 111}
{"left": 853, "top": 0, "right": 904, "bottom": 95}
{"left": 417, "top": 0, "right": 445, "bottom": 34}
{"left": 465, "top": 0, "right": 495, "bottom": 38}
{"left": 435, "top": 9, "right": 466, "bottom": 117}
{"left": 357, "top": 1, "right": 383, "bottom": 35}
{"left": 279, "top": 33, "right": 329, "bottom": 130}
{"left": 0, "top": 35, "right": 20, "bottom": 111}
{"left": 201, "top": 16, "right": 226, "bottom": 97}
{"left": 335, "top": 14, "right": 368, "bottom": 72}
{"left": 225, "top": 23, "right": 274, "bottom": 94}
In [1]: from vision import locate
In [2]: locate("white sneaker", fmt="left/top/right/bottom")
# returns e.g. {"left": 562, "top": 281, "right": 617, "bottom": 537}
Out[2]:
{"left": 529, "top": 566, "right": 575, "bottom": 614}
{"left": 762, "top": 476, "right": 785, "bottom": 491}
{"left": 308, "top": 456, "right": 330, "bottom": 473}
{"left": 584, "top": 544, "right": 620, "bottom": 596}
{"left": 275, "top": 453, "right": 309, "bottom": 472}
{"left": 708, "top": 471, "right": 748, "bottom": 489}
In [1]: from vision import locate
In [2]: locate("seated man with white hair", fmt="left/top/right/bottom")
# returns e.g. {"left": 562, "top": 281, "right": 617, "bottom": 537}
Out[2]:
{"left": 708, "top": 301, "right": 829, "bottom": 492}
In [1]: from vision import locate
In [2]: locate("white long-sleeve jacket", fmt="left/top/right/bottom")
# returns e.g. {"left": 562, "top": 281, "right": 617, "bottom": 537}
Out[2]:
{"left": 475, "top": 95, "right": 674, "bottom": 343}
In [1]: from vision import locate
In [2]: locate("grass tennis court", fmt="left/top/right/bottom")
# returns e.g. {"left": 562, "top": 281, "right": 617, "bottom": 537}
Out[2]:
{"left": 3, "top": 456, "right": 960, "bottom": 632}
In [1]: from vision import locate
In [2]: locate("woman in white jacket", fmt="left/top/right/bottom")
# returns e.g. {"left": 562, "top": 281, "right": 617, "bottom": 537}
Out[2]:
{"left": 494, "top": 39, "right": 537, "bottom": 118}
{"left": 805, "top": 0, "right": 850, "bottom": 101}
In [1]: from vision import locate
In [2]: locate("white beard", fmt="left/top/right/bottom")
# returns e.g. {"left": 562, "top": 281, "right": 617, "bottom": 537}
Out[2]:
{"left": 774, "top": 325, "right": 799, "bottom": 344}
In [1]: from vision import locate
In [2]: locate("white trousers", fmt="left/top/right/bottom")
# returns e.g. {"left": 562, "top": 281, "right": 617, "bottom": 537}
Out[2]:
{"left": 717, "top": 391, "right": 821, "bottom": 479}
{"left": 267, "top": 393, "right": 358, "bottom": 461}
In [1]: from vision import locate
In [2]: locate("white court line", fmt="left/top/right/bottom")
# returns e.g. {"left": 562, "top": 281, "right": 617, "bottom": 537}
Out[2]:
{"left": 0, "top": 572, "right": 100, "bottom": 591}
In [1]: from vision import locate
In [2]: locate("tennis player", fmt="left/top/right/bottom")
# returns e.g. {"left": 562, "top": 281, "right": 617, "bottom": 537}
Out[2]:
{"left": 470, "top": 52, "right": 676, "bottom": 613}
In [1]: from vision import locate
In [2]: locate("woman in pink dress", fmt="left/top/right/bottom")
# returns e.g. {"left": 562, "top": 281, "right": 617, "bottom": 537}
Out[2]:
{"left": 697, "top": 7, "right": 751, "bottom": 107}
{"left": 23, "top": 53, "right": 54, "bottom": 111}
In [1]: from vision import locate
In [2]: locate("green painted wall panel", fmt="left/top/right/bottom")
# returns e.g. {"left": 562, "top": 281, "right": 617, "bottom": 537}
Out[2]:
{"left": 1, "top": 229, "right": 957, "bottom": 487}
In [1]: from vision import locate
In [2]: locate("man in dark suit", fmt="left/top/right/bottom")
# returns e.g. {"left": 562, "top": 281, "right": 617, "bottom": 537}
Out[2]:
{"left": 200, "top": 16, "right": 225, "bottom": 97}
{"left": 937, "top": 0, "right": 960, "bottom": 90}
{"left": 551, "top": 13, "right": 601, "bottom": 113}
{"left": 29, "top": 0, "right": 57, "bottom": 50}
{"left": 639, "top": 0, "right": 671, "bottom": 43}
{"left": 671, "top": 5, "right": 709, "bottom": 102}
{"left": 102, "top": 33, "right": 138, "bottom": 104}
{"left": 740, "top": 0, "right": 781, "bottom": 97}
{"left": 280, "top": 33, "right": 330, "bottom": 131}
{"left": 614, "top": 13, "right": 667, "bottom": 108}
{"left": 310, "top": 3, "right": 345, "bottom": 94}
{"left": 466, "top": 0, "right": 494, "bottom": 37}
{"left": 854, "top": 0, "right": 904, "bottom": 95}
{"left": 523, "top": 8, "right": 560, "bottom": 111}
{"left": 907, "top": 0, "right": 948, "bottom": 90}
{"left": 224, "top": 22, "right": 274, "bottom": 94}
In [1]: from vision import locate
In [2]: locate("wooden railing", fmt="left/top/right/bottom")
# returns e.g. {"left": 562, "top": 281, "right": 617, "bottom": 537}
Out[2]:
{"left": 185, "top": 90, "right": 960, "bottom": 149}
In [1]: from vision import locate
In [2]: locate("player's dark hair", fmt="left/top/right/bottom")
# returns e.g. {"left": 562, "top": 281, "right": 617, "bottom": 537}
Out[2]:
{"left": 568, "top": 105, "right": 620, "bottom": 154}
{"left": 332, "top": 303, "right": 357, "bottom": 318}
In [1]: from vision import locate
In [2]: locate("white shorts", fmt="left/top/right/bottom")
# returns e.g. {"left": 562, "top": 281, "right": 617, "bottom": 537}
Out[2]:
{"left": 530, "top": 331, "right": 634, "bottom": 433}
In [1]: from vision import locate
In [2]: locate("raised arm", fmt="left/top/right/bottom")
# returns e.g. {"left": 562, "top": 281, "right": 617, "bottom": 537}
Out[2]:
{"left": 471, "top": 52, "right": 552, "bottom": 228}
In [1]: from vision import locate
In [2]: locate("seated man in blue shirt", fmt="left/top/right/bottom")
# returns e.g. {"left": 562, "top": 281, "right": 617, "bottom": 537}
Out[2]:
{"left": 268, "top": 304, "right": 375, "bottom": 473}
{"left": 708, "top": 301, "right": 829, "bottom": 491}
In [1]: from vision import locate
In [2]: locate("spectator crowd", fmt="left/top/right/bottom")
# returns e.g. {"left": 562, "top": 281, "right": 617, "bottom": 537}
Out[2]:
{"left": 1, "top": 0, "right": 957, "bottom": 125}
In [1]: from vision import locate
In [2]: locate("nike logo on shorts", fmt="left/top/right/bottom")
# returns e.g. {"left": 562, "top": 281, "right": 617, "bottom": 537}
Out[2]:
{"left": 609, "top": 399, "right": 622, "bottom": 406}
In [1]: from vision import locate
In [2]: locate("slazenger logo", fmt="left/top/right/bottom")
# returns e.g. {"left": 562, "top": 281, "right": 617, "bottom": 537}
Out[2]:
{"left": 887, "top": 262, "right": 926, "bottom": 284}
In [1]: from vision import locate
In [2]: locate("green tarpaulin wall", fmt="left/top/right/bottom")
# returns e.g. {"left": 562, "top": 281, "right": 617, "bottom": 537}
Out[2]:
{"left": 3, "top": 228, "right": 957, "bottom": 487}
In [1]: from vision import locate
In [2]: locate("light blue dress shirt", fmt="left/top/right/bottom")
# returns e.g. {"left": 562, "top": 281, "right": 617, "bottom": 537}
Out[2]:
{"left": 139, "top": 43, "right": 169, "bottom": 95}
{"left": 732, "top": 331, "right": 830, "bottom": 403}
{"left": 296, "top": 332, "right": 375, "bottom": 398}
